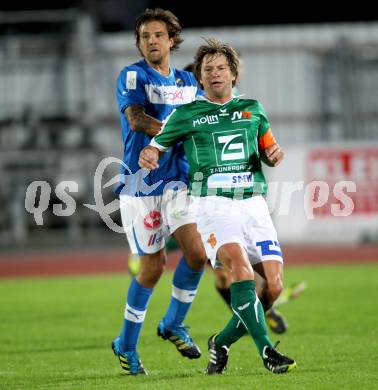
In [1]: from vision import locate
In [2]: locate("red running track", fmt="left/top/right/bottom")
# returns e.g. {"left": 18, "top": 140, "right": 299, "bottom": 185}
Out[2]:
{"left": 0, "top": 245, "right": 377, "bottom": 278}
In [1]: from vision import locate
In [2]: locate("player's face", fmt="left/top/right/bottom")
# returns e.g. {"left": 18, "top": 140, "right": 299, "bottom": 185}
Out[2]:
{"left": 138, "top": 21, "right": 174, "bottom": 64}
{"left": 200, "top": 54, "right": 236, "bottom": 101}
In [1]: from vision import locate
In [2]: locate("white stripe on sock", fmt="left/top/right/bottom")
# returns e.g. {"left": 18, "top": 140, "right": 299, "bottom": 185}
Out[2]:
{"left": 172, "top": 285, "right": 197, "bottom": 303}
{"left": 253, "top": 291, "right": 260, "bottom": 323}
{"left": 124, "top": 304, "right": 146, "bottom": 323}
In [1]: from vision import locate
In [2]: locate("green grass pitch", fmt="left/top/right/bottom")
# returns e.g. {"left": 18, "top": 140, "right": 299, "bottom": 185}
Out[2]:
{"left": 1, "top": 263, "right": 377, "bottom": 389}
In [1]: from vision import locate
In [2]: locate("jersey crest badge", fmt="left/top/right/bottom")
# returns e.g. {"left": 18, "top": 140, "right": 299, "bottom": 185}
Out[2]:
{"left": 126, "top": 71, "right": 137, "bottom": 90}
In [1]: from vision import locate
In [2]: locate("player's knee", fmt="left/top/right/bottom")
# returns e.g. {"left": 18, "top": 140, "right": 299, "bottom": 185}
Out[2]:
{"left": 265, "top": 279, "right": 283, "bottom": 302}
{"left": 138, "top": 263, "right": 165, "bottom": 286}
{"left": 232, "top": 262, "right": 254, "bottom": 282}
{"left": 185, "top": 246, "right": 207, "bottom": 271}
{"left": 138, "top": 255, "right": 166, "bottom": 286}
{"left": 215, "top": 270, "right": 232, "bottom": 289}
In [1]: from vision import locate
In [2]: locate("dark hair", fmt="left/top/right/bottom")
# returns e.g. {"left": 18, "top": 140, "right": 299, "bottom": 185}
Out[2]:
{"left": 193, "top": 38, "right": 239, "bottom": 87}
{"left": 134, "top": 8, "right": 183, "bottom": 54}
{"left": 183, "top": 63, "right": 195, "bottom": 72}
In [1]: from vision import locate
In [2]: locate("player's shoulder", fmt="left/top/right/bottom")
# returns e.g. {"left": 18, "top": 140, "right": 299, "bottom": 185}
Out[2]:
{"left": 170, "top": 101, "right": 195, "bottom": 117}
{"left": 165, "top": 99, "right": 198, "bottom": 122}
{"left": 236, "top": 97, "right": 261, "bottom": 106}
{"left": 120, "top": 60, "right": 147, "bottom": 77}
{"left": 172, "top": 68, "right": 198, "bottom": 87}
{"left": 178, "top": 97, "right": 201, "bottom": 112}
{"left": 119, "top": 60, "right": 146, "bottom": 79}
{"left": 236, "top": 98, "right": 265, "bottom": 111}
{"left": 117, "top": 60, "right": 148, "bottom": 90}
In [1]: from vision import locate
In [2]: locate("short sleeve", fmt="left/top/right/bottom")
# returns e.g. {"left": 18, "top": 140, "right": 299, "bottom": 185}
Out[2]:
{"left": 257, "top": 101, "right": 276, "bottom": 150}
{"left": 151, "top": 109, "right": 185, "bottom": 151}
{"left": 257, "top": 101, "right": 271, "bottom": 136}
{"left": 116, "top": 67, "right": 147, "bottom": 113}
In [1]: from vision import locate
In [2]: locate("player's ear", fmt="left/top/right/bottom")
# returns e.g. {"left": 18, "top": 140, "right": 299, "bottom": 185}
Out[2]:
{"left": 169, "top": 38, "right": 174, "bottom": 49}
{"left": 136, "top": 41, "right": 142, "bottom": 56}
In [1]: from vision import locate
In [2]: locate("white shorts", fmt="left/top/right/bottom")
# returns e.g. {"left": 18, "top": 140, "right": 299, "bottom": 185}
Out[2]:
{"left": 195, "top": 195, "right": 283, "bottom": 268}
{"left": 120, "top": 189, "right": 197, "bottom": 255}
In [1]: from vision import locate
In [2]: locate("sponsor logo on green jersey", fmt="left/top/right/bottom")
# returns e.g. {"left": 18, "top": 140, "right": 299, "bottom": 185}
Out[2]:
{"left": 212, "top": 129, "right": 249, "bottom": 164}
{"left": 193, "top": 114, "right": 219, "bottom": 127}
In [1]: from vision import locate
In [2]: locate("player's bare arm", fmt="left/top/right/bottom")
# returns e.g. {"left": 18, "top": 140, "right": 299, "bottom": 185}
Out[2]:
{"left": 261, "top": 143, "right": 284, "bottom": 167}
{"left": 139, "top": 145, "right": 162, "bottom": 169}
{"left": 126, "top": 105, "right": 162, "bottom": 136}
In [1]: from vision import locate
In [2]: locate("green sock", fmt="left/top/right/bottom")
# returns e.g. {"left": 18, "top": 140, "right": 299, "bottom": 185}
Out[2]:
{"left": 230, "top": 280, "right": 273, "bottom": 356}
{"left": 215, "top": 313, "right": 247, "bottom": 348}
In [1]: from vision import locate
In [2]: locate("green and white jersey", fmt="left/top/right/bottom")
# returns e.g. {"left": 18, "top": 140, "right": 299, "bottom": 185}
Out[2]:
{"left": 151, "top": 97, "right": 272, "bottom": 199}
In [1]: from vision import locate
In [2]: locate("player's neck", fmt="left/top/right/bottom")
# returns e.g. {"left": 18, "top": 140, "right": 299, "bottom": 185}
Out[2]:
{"left": 206, "top": 93, "right": 233, "bottom": 105}
{"left": 145, "top": 58, "right": 170, "bottom": 77}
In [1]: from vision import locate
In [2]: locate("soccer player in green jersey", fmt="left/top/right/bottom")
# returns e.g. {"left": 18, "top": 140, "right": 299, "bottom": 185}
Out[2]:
{"left": 183, "top": 62, "right": 304, "bottom": 336}
{"left": 139, "top": 38, "right": 296, "bottom": 375}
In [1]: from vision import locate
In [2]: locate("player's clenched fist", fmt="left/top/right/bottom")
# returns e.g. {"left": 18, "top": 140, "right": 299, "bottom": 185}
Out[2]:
{"left": 139, "top": 145, "right": 160, "bottom": 170}
{"left": 264, "top": 143, "right": 284, "bottom": 167}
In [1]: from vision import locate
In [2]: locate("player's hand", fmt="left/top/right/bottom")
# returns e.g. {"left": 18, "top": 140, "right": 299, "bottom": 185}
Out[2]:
{"left": 139, "top": 146, "right": 160, "bottom": 170}
{"left": 265, "top": 143, "right": 284, "bottom": 166}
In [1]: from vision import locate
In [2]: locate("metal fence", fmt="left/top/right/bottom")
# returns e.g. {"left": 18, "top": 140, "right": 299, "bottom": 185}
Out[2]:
{"left": 1, "top": 13, "right": 378, "bottom": 246}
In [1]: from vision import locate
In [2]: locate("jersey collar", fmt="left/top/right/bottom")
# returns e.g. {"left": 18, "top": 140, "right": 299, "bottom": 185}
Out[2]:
{"left": 196, "top": 95, "right": 236, "bottom": 106}
{"left": 142, "top": 59, "right": 174, "bottom": 79}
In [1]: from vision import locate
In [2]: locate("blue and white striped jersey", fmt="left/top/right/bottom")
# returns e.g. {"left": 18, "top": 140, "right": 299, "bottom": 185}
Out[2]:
{"left": 115, "top": 59, "right": 202, "bottom": 196}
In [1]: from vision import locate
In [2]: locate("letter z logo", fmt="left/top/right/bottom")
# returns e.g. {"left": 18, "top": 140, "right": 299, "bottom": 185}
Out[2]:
{"left": 218, "top": 134, "right": 244, "bottom": 161}
{"left": 213, "top": 129, "right": 248, "bottom": 164}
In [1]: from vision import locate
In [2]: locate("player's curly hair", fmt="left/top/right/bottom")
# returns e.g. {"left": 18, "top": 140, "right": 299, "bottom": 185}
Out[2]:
{"left": 134, "top": 8, "right": 183, "bottom": 55}
{"left": 193, "top": 38, "right": 239, "bottom": 87}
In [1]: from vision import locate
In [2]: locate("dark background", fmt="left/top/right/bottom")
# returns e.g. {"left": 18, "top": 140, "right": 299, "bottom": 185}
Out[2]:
{"left": 1, "top": 0, "right": 376, "bottom": 34}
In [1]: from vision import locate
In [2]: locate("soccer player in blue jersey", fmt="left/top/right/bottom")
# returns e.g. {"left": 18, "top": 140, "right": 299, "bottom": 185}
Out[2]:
{"left": 111, "top": 9, "right": 208, "bottom": 375}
